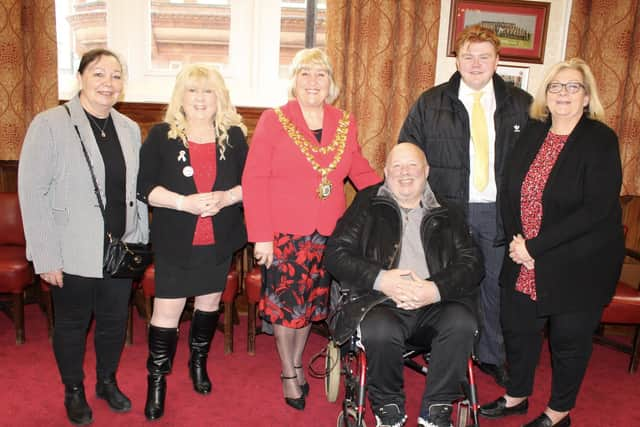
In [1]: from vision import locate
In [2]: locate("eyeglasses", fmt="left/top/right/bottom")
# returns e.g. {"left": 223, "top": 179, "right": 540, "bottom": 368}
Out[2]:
{"left": 546, "top": 82, "right": 585, "bottom": 94}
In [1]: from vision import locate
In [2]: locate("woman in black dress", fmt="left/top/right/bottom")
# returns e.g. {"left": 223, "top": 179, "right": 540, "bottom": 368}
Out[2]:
{"left": 137, "top": 64, "right": 248, "bottom": 421}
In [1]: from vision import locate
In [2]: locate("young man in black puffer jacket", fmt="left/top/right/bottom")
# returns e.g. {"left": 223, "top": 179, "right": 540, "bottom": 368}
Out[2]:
{"left": 398, "top": 25, "right": 532, "bottom": 390}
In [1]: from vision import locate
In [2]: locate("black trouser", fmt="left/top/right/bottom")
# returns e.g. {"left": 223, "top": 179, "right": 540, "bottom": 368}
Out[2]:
{"left": 51, "top": 273, "right": 131, "bottom": 385}
{"left": 501, "top": 288, "right": 603, "bottom": 411}
{"left": 360, "top": 301, "right": 477, "bottom": 413}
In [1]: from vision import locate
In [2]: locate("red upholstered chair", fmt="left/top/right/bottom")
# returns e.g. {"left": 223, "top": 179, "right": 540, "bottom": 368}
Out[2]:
{"left": 140, "top": 264, "right": 156, "bottom": 325}
{"left": 245, "top": 266, "right": 262, "bottom": 355}
{"left": 222, "top": 267, "right": 239, "bottom": 353}
{"left": 0, "top": 192, "right": 34, "bottom": 344}
{"left": 140, "top": 263, "right": 239, "bottom": 354}
{"left": 597, "top": 245, "right": 640, "bottom": 372}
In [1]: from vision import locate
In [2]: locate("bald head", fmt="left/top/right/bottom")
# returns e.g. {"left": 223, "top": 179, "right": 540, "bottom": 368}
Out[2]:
{"left": 385, "top": 143, "right": 427, "bottom": 169}
{"left": 384, "top": 143, "right": 429, "bottom": 208}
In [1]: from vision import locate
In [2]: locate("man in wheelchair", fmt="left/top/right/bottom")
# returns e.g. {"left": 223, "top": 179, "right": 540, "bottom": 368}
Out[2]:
{"left": 325, "top": 143, "right": 483, "bottom": 427}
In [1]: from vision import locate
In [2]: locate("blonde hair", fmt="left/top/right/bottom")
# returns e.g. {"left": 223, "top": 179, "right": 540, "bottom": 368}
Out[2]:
{"left": 530, "top": 58, "right": 605, "bottom": 122}
{"left": 455, "top": 24, "right": 501, "bottom": 56}
{"left": 164, "top": 64, "right": 247, "bottom": 156}
{"left": 288, "top": 48, "right": 340, "bottom": 104}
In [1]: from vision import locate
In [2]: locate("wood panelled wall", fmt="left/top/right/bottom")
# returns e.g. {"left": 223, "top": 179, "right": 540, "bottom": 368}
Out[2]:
{"left": 0, "top": 101, "right": 264, "bottom": 193}
{"left": 2, "top": 101, "right": 640, "bottom": 253}
{"left": 0, "top": 160, "right": 17, "bottom": 194}
{"left": 115, "top": 102, "right": 265, "bottom": 143}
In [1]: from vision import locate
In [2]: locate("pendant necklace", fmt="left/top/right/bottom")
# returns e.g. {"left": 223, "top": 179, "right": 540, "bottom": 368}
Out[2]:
{"left": 87, "top": 114, "right": 110, "bottom": 138}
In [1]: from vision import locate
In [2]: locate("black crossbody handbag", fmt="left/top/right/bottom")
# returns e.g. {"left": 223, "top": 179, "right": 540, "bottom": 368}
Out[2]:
{"left": 64, "top": 105, "right": 152, "bottom": 279}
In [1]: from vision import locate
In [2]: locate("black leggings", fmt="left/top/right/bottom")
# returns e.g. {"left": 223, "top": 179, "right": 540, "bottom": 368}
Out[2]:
{"left": 51, "top": 273, "right": 131, "bottom": 385}
{"left": 501, "top": 288, "right": 603, "bottom": 411}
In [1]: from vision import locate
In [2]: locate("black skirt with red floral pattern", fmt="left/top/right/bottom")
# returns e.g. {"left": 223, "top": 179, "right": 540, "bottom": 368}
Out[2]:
{"left": 259, "top": 231, "right": 331, "bottom": 328}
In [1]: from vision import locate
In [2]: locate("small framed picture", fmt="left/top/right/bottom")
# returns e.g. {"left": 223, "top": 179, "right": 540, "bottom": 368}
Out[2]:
{"left": 496, "top": 65, "right": 530, "bottom": 91}
{"left": 448, "top": 0, "right": 550, "bottom": 63}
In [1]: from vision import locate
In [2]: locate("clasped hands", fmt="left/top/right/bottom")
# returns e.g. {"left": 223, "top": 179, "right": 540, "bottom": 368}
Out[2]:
{"left": 183, "top": 191, "right": 230, "bottom": 217}
{"left": 378, "top": 269, "right": 440, "bottom": 310}
{"left": 509, "top": 233, "right": 535, "bottom": 270}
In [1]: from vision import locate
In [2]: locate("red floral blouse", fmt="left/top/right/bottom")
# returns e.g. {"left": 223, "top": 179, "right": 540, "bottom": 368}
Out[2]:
{"left": 515, "top": 131, "right": 568, "bottom": 300}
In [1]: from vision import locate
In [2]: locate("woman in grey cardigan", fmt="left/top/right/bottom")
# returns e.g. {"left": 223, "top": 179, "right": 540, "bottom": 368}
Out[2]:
{"left": 18, "top": 48, "right": 148, "bottom": 426}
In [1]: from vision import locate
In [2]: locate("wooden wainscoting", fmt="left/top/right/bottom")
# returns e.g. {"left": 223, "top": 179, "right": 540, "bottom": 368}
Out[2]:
{"left": 0, "top": 102, "right": 265, "bottom": 193}
{"left": 622, "top": 196, "right": 640, "bottom": 254}
{"left": 0, "top": 161, "right": 17, "bottom": 193}
{"left": 114, "top": 102, "right": 264, "bottom": 142}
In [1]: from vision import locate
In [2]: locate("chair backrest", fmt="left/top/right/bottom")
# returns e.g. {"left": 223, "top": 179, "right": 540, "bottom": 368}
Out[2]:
{"left": 0, "top": 192, "right": 26, "bottom": 246}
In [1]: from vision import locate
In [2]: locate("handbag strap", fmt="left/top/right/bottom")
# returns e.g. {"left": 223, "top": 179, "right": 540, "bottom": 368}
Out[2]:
{"left": 63, "top": 104, "right": 109, "bottom": 231}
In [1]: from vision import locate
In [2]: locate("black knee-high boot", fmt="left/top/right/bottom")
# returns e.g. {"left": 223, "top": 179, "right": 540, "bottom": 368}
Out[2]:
{"left": 189, "top": 309, "right": 220, "bottom": 394}
{"left": 144, "top": 325, "right": 178, "bottom": 421}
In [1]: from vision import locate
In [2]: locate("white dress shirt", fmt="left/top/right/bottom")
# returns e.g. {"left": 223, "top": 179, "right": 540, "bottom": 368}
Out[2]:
{"left": 459, "top": 79, "right": 497, "bottom": 203}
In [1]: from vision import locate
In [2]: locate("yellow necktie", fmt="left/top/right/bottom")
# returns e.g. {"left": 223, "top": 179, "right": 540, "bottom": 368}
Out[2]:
{"left": 471, "top": 91, "right": 489, "bottom": 191}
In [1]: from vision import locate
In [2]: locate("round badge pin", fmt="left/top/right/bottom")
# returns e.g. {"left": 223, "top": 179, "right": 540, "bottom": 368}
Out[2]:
{"left": 182, "top": 166, "right": 194, "bottom": 177}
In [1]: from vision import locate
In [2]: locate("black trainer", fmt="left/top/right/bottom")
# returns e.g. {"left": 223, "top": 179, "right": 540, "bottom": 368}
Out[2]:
{"left": 64, "top": 384, "right": 93, "bottom": 426}
{"left": 374, "top": 403, "right": 407, "bottom": 427}
{"left": 418, "top": 404, "right": 453, "bottom": 427}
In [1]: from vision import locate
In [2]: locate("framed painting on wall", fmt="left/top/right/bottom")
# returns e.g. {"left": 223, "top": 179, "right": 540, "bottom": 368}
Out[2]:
{"left": 447, "top": 0, "right": 550, "bottom": 63}
{"left": 496, "top": 65, "right": 530, "bottom": 91}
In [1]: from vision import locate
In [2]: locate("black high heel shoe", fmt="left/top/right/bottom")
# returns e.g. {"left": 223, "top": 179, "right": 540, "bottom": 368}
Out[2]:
{"left": 294, "top": 365, "right": 310, "bottom": 397}
{"left": 280, "top": 374, "right": 305, "bottom": 410}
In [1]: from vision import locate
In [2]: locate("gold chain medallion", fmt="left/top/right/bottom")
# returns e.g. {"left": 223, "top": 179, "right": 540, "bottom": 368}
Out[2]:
{"left": 275, "top": 108, "right": 349, "bottom": 200}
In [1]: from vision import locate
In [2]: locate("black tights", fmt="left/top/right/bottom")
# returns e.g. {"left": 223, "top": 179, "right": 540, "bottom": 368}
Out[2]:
{"left": 273, "top": 323, "right": 312, "bottom": 398}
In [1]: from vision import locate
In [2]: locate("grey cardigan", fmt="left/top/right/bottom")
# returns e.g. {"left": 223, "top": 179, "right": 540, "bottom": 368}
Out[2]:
{"left": 18, "top": 95, "right": 149, "bottom": 278}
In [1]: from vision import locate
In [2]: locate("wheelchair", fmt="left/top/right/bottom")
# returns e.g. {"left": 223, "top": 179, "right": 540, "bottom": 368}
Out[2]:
{"left": 323, "top": 329, "right": 480, "bottom": 427}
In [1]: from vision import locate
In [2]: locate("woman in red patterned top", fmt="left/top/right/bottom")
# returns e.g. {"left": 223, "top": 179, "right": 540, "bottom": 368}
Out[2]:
{"left": 242, "top": 48, "right": 380, "bottom": 410}
{"left": 480, "top": 59, "right": 625, "bottom": 427}
{"left": 138, "top": 65, "right": 248, "bottom": 420}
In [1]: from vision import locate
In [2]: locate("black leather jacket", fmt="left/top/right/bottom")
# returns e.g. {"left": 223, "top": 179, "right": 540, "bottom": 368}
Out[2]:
{"left": 324, "top": 184, "right": 484, "bottom": 344}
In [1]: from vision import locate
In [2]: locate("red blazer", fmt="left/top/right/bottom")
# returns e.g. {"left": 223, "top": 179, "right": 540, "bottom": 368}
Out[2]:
{"left": 242, "top": 100, "right": 380, "bottom": 242}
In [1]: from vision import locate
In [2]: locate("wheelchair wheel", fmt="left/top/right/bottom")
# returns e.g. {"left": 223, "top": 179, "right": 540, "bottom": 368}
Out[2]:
{"left": 337, "top": 408, "right": 366, "bottom": 427}
{"left": 325, "top": 341, "right": 341, "bottom": 402}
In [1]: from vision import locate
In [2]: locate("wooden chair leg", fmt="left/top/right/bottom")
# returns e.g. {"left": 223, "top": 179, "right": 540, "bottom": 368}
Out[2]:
{"left": 12, "top": 292, "right": 25, "bottom": 345}
{"left": 44, "top": 289, "right": 54, "bottom": 340}
{"left": 232, "top": 304, "right": 240, "bottom": 325}
{"left": 224, "top": 302, "right": 234, "bottom": 354}
{"left": 37, "top": 282, "right": 48, "bottom": 313}
{"left": 630, "top": 325, "right": 640, "bottom": 373}
{"left": 125, "top": 298, "right": 133, "bottom": 346}
{"left": 248, "top": 302, "right": 257, "bottom": 355}
{"left": 144, "top": 296, "right": 153, "bottom": 327}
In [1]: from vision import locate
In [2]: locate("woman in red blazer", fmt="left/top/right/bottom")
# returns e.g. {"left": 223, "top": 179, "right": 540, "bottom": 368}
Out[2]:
{"left": 242, "top": 48, "right": 380, "bottom": 410}
{"left": 480, "top": 59, "right": 625, "bottom": 427}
